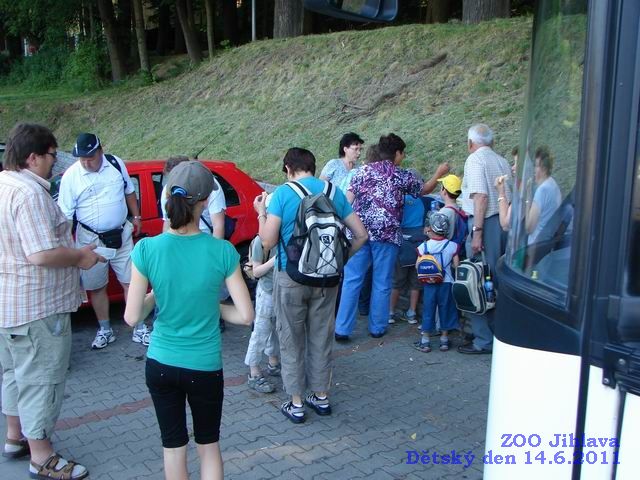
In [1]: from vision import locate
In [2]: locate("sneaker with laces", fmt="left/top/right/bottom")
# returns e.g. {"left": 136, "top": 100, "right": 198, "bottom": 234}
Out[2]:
{"left": 247, "top": 375, "right": 275, "bottom": 393}
{"left": 281, "top": 401, "right": 306, "bottom": 423}
{"left": 132, "top": 324, "right": 151, "bottom": 346}
{"left": 91, "top": 328, "right": 115, "bottom": 349}
{"left": 266, "top": 362, "right": 281, "bottom": 377}
{"left": 304, "top": 393, "right": 332, "bottom": 416}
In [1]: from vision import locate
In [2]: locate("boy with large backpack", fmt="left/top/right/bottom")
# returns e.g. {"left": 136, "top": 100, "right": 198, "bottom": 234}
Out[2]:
{"left": 254, "top": 148, "right": 367, "bottom": 424}
{"left": 414, "top": 213, "right": 460, "bottom": 352}
{"left": 437, "top": 174, "right": 468, "bottom": 259}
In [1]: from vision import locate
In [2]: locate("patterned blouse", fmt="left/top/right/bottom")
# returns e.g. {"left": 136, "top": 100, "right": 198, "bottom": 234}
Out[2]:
{"left": 348, "top": 160, "right": 423, "bottom": 245}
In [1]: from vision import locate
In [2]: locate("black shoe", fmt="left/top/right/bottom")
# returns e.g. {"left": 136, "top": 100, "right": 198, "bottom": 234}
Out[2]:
{"left": 334, "top": 333, "right": 350, "bottom": 342}
{"left": 281, "top": 401, "right": 306, "bottom": 424}
{"left": 457, "top": 344, "right": 492, "bottom": 354}
{"left": 370, "top": 331, "right": 386, "bottom": 339}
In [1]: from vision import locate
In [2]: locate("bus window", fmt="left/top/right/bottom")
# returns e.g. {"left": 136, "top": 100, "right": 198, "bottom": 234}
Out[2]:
{"left": 505, "top": 1, "right": 588, "bottom": 303}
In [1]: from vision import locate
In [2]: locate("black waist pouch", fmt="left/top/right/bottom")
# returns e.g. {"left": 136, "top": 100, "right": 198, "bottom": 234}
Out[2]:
{"left": 99, "top": 228, "right": 124, "bottom": 249}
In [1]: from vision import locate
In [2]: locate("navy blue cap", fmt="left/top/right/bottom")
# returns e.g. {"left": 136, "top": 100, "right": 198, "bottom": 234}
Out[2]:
{"left": 72, "top": 133, "right": 101, "bottom": 157}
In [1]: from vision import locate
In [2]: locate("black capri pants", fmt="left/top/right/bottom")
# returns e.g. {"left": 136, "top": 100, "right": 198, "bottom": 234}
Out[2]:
{"left": 145, "top": 358, "right": 224, "bottom": 448}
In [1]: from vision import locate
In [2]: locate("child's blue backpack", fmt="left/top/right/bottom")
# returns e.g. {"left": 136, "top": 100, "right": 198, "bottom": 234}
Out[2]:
{"left": 443, "top": 205, "right": 469, "bottom": 258}
{"left": 416, "top": 241, "right": 451, "bottom": 285}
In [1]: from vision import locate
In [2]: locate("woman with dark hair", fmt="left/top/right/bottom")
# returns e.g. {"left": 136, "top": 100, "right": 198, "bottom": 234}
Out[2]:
{"left": 124, "top": 161, "right": 254, "bottom": 480}
{"left": 334, "top": 134, "right": 450, "bottom": 340}
{"left": 319, "top": 132, "right": 364, "bottom": 191}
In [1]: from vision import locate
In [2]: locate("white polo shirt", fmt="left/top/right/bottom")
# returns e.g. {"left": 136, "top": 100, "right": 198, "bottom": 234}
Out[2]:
{"left": 160, "top": 178, "right": 226, "bottom": 235}
{"left": 58, "top": 154, "right": 135, "bottom": 232}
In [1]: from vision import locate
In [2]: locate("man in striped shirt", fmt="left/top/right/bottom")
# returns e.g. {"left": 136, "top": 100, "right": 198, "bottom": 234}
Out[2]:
{"left": 0, "top": 123, "right": 101, "bottom": 479}
{"left": 459, "top": 124, "right": 511, "bottom": 354}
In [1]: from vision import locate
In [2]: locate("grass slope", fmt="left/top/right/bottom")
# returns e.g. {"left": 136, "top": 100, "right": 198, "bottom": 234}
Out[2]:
{"left": 0, "top": 18, "right": 532, "bottom": 184}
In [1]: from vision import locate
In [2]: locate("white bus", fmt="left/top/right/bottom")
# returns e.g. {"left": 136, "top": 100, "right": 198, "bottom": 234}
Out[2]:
{"left": 306, "top": 1, "right": 640, "bottom": 478}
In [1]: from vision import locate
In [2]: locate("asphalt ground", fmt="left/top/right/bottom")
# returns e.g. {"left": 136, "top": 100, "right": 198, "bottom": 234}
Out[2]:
{"left": 1, "top": 301, "right": 490, "bottom": 480}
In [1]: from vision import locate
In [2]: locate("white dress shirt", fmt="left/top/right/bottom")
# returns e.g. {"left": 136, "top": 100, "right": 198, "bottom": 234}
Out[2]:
{"left": 58, "top": 154, "right": 135, "bottom": 232}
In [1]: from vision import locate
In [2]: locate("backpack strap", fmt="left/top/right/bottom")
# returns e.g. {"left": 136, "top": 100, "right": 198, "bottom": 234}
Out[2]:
{"left": 444, "top": 204, "right": 468, "bottom": 219}
{"left": 105, "top": 153, "right": 127, "bottom": 190}
{"left": 322, "top": 180, "right": 336, "bottom": 200}
{"left": 286, "top": 181, "right": 311, "bottom": 199}
{"left": 200, "top": 214, "right": 213, "bottom": 233}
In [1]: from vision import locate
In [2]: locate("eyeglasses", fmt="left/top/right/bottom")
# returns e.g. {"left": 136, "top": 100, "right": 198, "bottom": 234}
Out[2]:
{"left": 45, "top": 151, "right": 57, "bottom": 160}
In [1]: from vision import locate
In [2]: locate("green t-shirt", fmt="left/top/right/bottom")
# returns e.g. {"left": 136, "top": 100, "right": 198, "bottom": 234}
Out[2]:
{"left": 131, "top": 232, "right": 239, "bottom": 371}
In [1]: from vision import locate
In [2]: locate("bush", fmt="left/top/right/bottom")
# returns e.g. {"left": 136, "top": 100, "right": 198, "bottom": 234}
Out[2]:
{"left": 4, "top": 44, "right": 70, "bottom": 88}
{"left": 63, "top": 41, "right": 110, "bottom": 92}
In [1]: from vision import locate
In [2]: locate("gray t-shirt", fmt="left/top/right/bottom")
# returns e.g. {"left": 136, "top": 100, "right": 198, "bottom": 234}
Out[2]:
{"left": 251, "top": 236, "right": 275, "bottom": 293}
{"left": 529, "top": 176, "right": 562, "bottom": 244}
{"left": 439, "top": 205, "right": 458, "bottom": 241}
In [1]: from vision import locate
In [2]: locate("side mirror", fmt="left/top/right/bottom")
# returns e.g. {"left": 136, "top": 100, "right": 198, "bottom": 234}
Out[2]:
{"left": 304, "top": 0, "right": 398, "bottom": 22}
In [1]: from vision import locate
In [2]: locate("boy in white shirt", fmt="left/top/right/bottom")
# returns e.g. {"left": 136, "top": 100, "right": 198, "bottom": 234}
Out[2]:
{"left": 414, "top": 213, "right": 459, "bottom": 352}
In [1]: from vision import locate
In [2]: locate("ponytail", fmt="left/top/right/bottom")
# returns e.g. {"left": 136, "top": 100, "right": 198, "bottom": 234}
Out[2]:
{"left": 166, "top": 195, "right": 194, "bottom": 229}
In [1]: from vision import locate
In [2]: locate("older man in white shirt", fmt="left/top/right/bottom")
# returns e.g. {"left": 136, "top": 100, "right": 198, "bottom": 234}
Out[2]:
{"left": 58, "top": 133, "right": 147, "bottom": 349}
{"left": 459, "top": 124, "right": 511, "bottom": 354}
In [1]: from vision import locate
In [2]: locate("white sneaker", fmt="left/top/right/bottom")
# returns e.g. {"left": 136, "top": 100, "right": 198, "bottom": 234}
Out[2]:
{"left": 132, "top": 324, "right": 151, "bottom": 347}
{"left": 91, "top": 328, "right": 115, "bottom": 349}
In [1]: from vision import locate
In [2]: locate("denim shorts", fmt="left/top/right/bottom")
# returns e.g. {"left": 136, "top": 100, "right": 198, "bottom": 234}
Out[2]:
{"left": 145, "top": 358, "right": 224, "bottom": 448}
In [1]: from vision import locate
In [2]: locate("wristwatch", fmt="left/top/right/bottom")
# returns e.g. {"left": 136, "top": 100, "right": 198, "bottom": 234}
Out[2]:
{"left": 472, "top": 225, "right": 483, "bottom": 233}
{"left": 133, "top": 215, "right": 142, "bottom": 220}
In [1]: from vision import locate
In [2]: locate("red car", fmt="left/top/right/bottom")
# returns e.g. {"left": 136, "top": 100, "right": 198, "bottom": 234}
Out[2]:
{"left": 103, "top": 160, "right": 263, "bottom": 302}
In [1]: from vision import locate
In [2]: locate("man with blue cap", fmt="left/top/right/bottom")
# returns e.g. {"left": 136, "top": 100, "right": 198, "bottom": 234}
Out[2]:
{"left": 58, "top": 133, "right": 149, "bottom": 349}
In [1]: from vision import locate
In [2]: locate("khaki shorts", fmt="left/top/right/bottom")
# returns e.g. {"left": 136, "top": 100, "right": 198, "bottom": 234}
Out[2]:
{"left": 77, "top": 221, "right": 133, "bottom": 290}
{"left": 0, "top": 313, "right": 72, "bottom": 440}
{"left": 392, "top": 263, "right": 420, "bottom": 291}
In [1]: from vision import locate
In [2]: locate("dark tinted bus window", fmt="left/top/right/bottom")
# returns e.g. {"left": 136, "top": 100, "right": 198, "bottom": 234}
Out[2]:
{"left": 505, "top": 0, "right": 587, "bottom": 304}
{"left": 629, "top": 135, "right": 640, "bottom": 295}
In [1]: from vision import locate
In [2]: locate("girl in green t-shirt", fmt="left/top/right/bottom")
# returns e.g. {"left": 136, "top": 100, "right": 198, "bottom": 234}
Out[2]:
{"left": 124, "top": 161, "right": 254, "bottom": 480}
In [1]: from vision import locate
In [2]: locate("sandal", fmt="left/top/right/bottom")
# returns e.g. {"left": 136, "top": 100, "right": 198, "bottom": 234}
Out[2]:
{"left": 412, "top": 340, "right": 432, "bottom": 353}
{"left": 3, "top": 437, "right": 29, "bottom": 459}
{"left": 440, "top": 341, "right": 450, "bottom": 352}
{"left": 30, "top": 454, "right": 88, "bottom": 480}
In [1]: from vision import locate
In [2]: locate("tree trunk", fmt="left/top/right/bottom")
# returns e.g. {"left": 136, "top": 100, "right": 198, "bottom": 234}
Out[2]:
{"left": 97, "top": 0, "right": 127, "bottom": 81}
{"left": 426, "top": 0, "right": 452, "bottom": 23}
{"left": 175, "top": 0, "right": 202, "bottom": 63}
{"left": 463, "top": 0, "right": 510, "bottom": 24}
{"left": 116, "top": 0, "right": 135, "bottom": 70}
{"left": 204, "top": 0, "right": 215, "bottom": 58}
{"left": 156, "top": 2, "right": 171, "bottom": 54}
{"left": 221, "top": 0, "right": 238, "bottom": 45}
{"left": 132, "top": 0, "right": 150, "bottom": 72}
{"left": 273, "top": 0, "right": 304, "bottom": 39}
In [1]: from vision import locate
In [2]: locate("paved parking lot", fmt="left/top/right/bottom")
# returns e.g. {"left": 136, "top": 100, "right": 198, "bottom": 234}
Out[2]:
{"left": 1, "top": 304, "right": 490, "bottom": 479}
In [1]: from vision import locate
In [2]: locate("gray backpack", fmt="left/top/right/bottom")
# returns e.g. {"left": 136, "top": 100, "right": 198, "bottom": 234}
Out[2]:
{"left": 283, "top": 181, "right": 350, "bottom": 287}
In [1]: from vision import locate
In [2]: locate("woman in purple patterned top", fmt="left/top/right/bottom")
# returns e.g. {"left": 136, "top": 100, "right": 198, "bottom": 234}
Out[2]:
{"left": 335, "top": 134, "right": 450, "bottom": 340}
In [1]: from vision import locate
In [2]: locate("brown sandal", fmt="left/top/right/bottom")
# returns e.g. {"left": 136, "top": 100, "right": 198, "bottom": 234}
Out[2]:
{"left": 30, "top": 454, "right": 88, "bottom": 480}
{"left": 3, "top": 437, "right": 30, "bottom": 459}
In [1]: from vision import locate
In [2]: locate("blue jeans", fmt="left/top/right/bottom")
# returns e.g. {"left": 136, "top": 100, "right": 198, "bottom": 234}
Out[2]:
{"left": 422, "top": 283, "right": 458, "bottom": 333}
{"left": 335, "top": 241, "right": 399, "bottom": 336}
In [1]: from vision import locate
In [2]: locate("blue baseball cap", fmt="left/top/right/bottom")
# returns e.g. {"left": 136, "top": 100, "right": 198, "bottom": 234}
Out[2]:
{"left": 72, "top": 133, "right": 101, "bottom": 157}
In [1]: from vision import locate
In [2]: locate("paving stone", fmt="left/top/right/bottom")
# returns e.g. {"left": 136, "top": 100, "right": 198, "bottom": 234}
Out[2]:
{"left": 0, "top": 306, "right": 491, "bottom": 480}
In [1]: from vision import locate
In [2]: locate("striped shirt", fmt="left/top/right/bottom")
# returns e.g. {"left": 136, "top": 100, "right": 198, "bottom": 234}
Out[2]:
{"left": 0, "top": 169, "right": 83, "bottom": 327}
{"left": 461, "top": 146, "right": 511, "bottom": 218}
